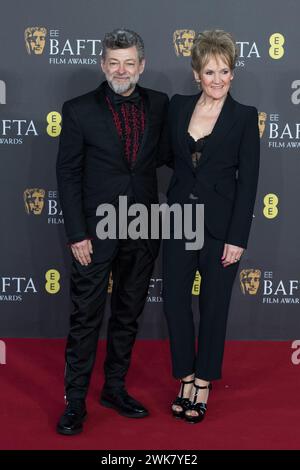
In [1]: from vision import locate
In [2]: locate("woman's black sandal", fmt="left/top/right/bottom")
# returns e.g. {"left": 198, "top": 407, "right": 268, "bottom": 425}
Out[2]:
{"left": 171, "top": 379, "right": 194, "bottom": 419}
{"left": 184, "top": 382, "right": 212, "bottom": 424}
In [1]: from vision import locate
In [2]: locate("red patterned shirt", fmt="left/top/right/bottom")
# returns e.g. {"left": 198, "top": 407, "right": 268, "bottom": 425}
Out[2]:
{"left": 105, "top": 83, "right": 146, "bottom": 168}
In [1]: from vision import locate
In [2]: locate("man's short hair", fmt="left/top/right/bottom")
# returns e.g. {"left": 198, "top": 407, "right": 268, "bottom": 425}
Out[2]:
{"left": 102, "top": 28, "right": 145, "bottom": 61}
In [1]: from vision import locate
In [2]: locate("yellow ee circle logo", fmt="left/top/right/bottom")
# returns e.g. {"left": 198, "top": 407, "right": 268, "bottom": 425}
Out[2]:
{"left": 45, "top": 269, "right": 61, "bottom": 294}
{"left": 269, "top": 33, "right": 285, "bottom": 59}
{"left": 263, "top": 193, "right": 279, "bottom": 219}
{"left": 192, "top": 270, "right": 201, "bottom": 296}
{"left": 47, "top": 112, "right": 62, "bottom": 137}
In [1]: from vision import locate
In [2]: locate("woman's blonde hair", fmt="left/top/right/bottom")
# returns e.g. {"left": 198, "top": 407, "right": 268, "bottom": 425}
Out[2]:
{"left": 191, "top": 30, "right": 238, "bottom": 73}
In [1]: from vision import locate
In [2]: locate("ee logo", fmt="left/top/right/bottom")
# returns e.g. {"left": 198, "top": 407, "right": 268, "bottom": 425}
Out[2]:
{"left": 263, "top": 193, "right": 279, "bottom": 219}
{"left": 45, "top": 269, "right": 60, "bottom": 294}
{"left": 192, "top": 271, "right": 201, "bottom": 296}
{"left": 47, "top": 111, "right": 62, "bottom": 137}
{"left": 269, "top": 33, "right": 285, "bottom": 59}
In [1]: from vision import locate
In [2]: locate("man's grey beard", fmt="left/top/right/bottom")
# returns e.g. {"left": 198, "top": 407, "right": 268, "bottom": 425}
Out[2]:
{"left": 107, "top": 73, "right": 140, "bottom": 95}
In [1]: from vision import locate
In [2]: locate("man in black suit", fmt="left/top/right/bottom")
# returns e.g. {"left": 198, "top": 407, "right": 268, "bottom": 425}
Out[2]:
{"left": 56, "top": 28, "right": 169, "bottom": 435}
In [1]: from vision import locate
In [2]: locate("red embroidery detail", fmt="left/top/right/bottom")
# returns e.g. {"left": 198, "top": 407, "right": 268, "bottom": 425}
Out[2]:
{"left": 132, "top": 104, "right": 139, "bottom": 164}
{"left": 106, "top": 96, "right": 122, "bottom": 137}
{"left": 141, "top": 101, "right": 145, "bottom": 133}
{"left": 105, "top": 95, "right": 146, "bottom": 167}
{"left": 121, "top": 103, "right": 131, "bottom": 164}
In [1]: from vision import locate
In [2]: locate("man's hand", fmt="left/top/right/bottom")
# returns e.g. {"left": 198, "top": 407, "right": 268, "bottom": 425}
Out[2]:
{"left": 71, "top": 239, "right": 93, "bottom": 266}
{"left": 221, "top": 243, "right": 244, "bottom": 268}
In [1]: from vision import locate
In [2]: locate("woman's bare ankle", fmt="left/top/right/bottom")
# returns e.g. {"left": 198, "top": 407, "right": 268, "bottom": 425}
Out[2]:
{"left": 182, "top": 373, "right": 195, "bottom": 382}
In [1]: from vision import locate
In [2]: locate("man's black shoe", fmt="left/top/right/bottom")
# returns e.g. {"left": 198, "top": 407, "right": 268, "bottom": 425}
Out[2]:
{"left": 56, "top": 399, "right": 87, "bottom": 435}
{"left": 100, "top": 388, "right": 149, "bottom": 418}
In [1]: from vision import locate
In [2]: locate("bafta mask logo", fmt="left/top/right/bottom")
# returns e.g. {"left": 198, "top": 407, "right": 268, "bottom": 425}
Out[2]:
{"left": 173, "top": 29, "right": 195, "bottom": 57}
{"left": 0, "top": 80, "right": 6, "bottom": 105}
{"left": 258, "top": 112, "right": 267, "bottom": 138}
{"left": 25, "top": 27, "right": 47, "bottom": 55}
{"left": 240, "top": 269, "right": 261, "bottom": 296}
{"left": 24, "top": 188, "right": 45, "bottom": 215}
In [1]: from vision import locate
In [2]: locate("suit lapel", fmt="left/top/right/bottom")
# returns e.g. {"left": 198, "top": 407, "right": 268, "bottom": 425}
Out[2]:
{"left": 197, "top": 92, "right": 238, "bottom": 168}
{"left": 177, "top": 91, "right": 239, "bottom": 170}
{"left": 132, "top": 84, "right": 150, "bottom": 168}
{"left": 95, "top": 82, "right": 125, "bottom": 165}
{"left": 177, "top": 93, "right": 200, "bottom": 171}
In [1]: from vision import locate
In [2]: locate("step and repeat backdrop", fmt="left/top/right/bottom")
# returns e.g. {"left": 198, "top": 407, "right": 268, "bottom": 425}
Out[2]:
{"left": 0, "top": 0, "right": 299, "bottom": 339}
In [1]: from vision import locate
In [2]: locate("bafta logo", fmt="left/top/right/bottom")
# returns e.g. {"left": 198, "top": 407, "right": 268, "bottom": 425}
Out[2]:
{"left": 240, "top": 269, "right": 261, "bottom": 296}
{"left": 25, "top": 27, "right": 47, "bottom": 55}
{"left": 173, "top": 29, "right": 195, "bottom": 57}
{"left": 258, "top": 112, "right": 267, "bottom": 138}
{"left": 24, "top": 188, "right": 45, "bottom": 215}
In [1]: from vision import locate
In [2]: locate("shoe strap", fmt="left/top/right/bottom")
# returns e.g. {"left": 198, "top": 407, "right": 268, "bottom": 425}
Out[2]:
{"left": 179, "top": 379, "right": 194, "bottom": 398}
{"left": 188, "top": 402, "right": 207, "bottom": 413}
{"left": 173, "top": 396, "right": 190, "bottom": 408}
{"left": 193, "top": 383, "right": 212, "bottom": 390}
{"left": 192, "top": 383, "right": 212, "bottom": 404}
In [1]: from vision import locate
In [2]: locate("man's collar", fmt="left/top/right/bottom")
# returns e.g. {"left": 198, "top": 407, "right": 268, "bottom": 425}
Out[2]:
{"left": 104, "top": 81, "right": 141, "bottom": 107}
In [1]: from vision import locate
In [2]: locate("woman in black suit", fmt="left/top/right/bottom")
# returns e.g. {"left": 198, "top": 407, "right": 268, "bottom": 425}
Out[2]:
{"left": 163, "top": 30, "right": 260, "bottom": 423}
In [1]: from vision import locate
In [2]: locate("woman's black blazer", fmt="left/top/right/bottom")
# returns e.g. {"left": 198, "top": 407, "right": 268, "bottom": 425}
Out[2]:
{"left": 167, "top": 92, "right": 260, "bottom": 249}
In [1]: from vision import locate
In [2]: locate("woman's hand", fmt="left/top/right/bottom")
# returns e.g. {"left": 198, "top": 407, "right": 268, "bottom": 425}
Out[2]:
{"left": 221, "top": 243, "right": 244, "bottom": 268}
{"left": 71, "top": 239, "right": 93, "bottom": 266}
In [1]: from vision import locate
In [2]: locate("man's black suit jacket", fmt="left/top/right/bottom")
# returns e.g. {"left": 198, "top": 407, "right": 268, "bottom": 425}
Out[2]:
{"left": 57, "top": 81, "right": 169, "bottom": 261}
{"left": 167, "top": 92, "right": 260, "bottom": 249}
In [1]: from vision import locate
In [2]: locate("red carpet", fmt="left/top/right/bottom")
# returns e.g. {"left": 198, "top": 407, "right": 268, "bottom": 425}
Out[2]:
{"left": 0, "top": 339, "right": 299, "bottom": 450}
